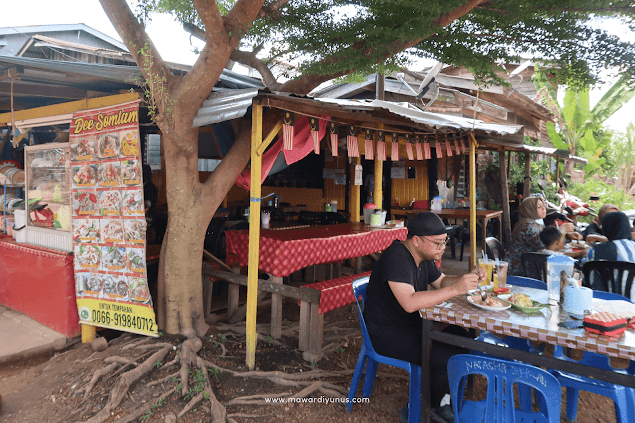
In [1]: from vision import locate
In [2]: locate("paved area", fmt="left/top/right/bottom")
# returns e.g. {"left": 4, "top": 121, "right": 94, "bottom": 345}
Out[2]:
{"left": 0, "top": 303, "right": 67, "bottom": 363}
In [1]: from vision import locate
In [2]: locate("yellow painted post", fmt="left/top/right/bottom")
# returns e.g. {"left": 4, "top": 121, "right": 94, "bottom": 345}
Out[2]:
{"left": 246, "top": 105, "right": 263, "bottom": 370}
{"left": 81, "top": 324, "right": 96, "bottom": 343}
{"left": 469, "top": 132, "right": 478, "bottom": 270}
{"left": 374, "top": 126, "right": 384, "bottom": 209}
{"left": 351, "top": 156, "right": 361, "bottom": 222}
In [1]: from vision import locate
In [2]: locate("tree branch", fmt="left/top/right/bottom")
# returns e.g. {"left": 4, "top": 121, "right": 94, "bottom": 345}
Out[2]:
{"left": 256, "top": 0, "right": 291, "bottom": 20}
{"left": 280, "top": 0, "right": 490, "bottom": 94}
{"left": 230, "top": 50, "right": 283, "bottom": 91}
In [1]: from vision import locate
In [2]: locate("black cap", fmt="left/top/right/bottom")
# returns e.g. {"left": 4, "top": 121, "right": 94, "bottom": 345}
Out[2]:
{"left": 407, "top": 212, "right": 446, "bottom": 237}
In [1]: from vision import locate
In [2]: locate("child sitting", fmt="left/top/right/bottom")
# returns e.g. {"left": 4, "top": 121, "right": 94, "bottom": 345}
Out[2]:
{"left": 539, "top": 226, "right": 586, "bottom": 259}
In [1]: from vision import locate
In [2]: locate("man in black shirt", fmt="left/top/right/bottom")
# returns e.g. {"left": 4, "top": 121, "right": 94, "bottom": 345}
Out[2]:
{"left": 364, "top": 212, "right": 483, "bottom": 423}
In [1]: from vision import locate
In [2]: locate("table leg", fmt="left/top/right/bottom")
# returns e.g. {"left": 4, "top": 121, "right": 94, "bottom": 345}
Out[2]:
{"left": 269, "top": 275, "right": 283, "bottom": 339}
{"left": 421, "top": 319, "right": 432, "bottom": 423}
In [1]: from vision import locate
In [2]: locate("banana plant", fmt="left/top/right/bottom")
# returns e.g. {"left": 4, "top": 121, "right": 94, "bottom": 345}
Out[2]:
{"left": 533, "top": 69, "right": 635, "bottom": 175}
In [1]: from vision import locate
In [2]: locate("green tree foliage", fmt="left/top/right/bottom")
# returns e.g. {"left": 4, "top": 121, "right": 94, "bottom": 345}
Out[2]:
{"left": 533, "top": 71, "right": 635, "bottom": 175}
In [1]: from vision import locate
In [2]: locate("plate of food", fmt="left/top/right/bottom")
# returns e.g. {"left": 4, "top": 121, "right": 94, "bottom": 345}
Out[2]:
{"left": 467, "top": 291, "right": 511, "bottom": 311}
{"left": 498, "top": 293, "right": 550, "bottom": 314}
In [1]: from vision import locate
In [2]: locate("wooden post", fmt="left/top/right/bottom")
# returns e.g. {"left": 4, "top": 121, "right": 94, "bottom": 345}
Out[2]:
{"left": 499, "top": 149, "right": 512, "bottom": 247}
{"left": 246, "top": 105, "right": 264, "bottom": 370}
{"left": 555, "top": 157, "right": 560, "bottom": 188}
{"left": 374, "top": 124, "right": 384, "bottom": 209}
{"left": 469, "top": 133, "right": 478, "bottom": 270}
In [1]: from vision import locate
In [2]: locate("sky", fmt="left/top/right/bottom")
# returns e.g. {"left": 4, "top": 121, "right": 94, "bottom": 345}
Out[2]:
{"left": 3, "top": 0, "right": 634, "bottom": 133}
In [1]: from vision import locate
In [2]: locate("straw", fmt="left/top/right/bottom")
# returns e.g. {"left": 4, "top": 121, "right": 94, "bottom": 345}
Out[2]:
{"left": 482, "top": 250, "right": 487, "bottom": 261}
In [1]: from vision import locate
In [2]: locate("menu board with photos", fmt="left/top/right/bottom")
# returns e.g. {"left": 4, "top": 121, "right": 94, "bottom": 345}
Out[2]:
{"left": 70, "top": 100, "right": 158, "bottom": 337}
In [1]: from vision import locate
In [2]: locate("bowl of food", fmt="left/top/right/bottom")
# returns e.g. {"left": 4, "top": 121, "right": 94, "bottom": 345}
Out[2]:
{"left": 467, "top": 291, "right": 511, "bottom": 311}
{"left": 498, "top": 293, "right": 550, "bottom": 314}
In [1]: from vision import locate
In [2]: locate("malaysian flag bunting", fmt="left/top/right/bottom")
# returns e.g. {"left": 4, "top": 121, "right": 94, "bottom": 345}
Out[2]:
{"left": 329, "top": 122, "right": 338, "bottom": 156}
{"left": 309, "top": 117, "right": 320, "bottom": 154}
{"left": 391, "top": 133, "right": 399, "bottom": 161}
{"left": 347, "top": 125, "right": 359, "bottom": 157}
{"left": 445, "top": 140, "right": 453, "bottom": 157}
{"left": 416, "top": 138, "right": 424, "bottom": 160}
{"left": 405, "top": 134, "right": 414, "bottom": 160}
{"left": 283, "top": 111, "right": 295, "bottom": 150}
{"left": 364, "top": 129, "right": 374, "bottom": 160}
{"left": 461, "top": 137, "right": 467, "bottom": 154}
{"left": 377, "top": 130, "right": 386, "bottom": 161}
{"left": 435, "top": 141, "right": 443, "bottom": 158}
{"left": 454, "top": 138, "right": 461, "bottom": 155}
{"left": 423, "top": 141, "right": 431, "bottom": 160}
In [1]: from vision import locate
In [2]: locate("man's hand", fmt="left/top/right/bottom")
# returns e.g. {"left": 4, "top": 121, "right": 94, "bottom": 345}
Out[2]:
{"left": 566, "top": 231, "right": 583, "bottom": 241}
{"left": 453, "top": 271, "right": 481, "bottom": 295}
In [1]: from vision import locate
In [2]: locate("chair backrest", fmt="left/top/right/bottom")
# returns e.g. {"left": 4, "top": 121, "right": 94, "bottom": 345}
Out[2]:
{"left": 582, "top": 260, "right": 635, "bottom": 301}
{"left": 447, "top": 354, "right": 562, "bottom": 423}
{"left": 592, "top": 289, "right": 632, "bottom": 302}
{"left": 506, "top": 275, "right": 548, "bottom": 290}
{"left": 485, "top": 237, "right": 506, "bottom": 261}
{"left": 299, "top": 210, "right": 321, "bottom": 225}
{"left": 351, "top": 276, "right": 375, "bottom": 354}
{"left": 521, "top": 252, "right": 549, "bottom": 282}
{"left": 319, "top": 211, "right": 348, "bottom": 225}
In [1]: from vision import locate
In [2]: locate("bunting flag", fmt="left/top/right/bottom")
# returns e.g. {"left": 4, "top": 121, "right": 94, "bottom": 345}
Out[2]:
{"left": 445, "top": 140, "right": 453, "bottom": 157}
{"left": 329, "top": 121, "right": 339, "bottom": 156}
{"left": 377, "top": 130, "right": 386, "bottom": 161}
{"left": 454, "top": 138, "right": 461, "bottom": 155}
{"left": 347, "top": 125, "right": 359, "bottom": 157}
{"left": 405, "top": 134, "right": 414, "bottom": 160}
{"left": 391, "top": 132, "right": 399, "bottom": 161}
{"left": 309, "top": 117, "right": 320, "bottom": 154}
{"left": 435, "top": 141, "right": 443, "bottom": 158}
{"left": 283, "top": 111, "right": 295, "bottom": 150}
{"left": 416, "top": 138, "right": 424, "bottom": 160}
{"left": 461, "top": 138, "right": 467, "bottom": 154}
{"left": 364, "top": 128, "right": 374, "bottom": 160}
{"left": 423, "top": 142, "right": 431, "bottom": 160}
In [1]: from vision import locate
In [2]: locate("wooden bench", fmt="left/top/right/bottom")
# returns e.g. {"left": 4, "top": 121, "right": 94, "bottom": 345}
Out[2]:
{"left": 202, "top": 264, "right": 322, "bottom": 359}
{"left": 299, "top": 271, "right": 372, "bottom": 360}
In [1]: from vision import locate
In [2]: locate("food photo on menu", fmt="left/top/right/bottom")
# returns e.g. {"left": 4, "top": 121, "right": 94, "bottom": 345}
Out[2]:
{"left": 102, "top": 274, "right": 130, "bottom": 300}
{"left": 120, "top": 160, "right": 141, "bottom": 185}
{"left": 99, "top": 162, "right": 121, "bottom": 187}
{"left": 99, "top": 190, "right": 121, "bottom": 216}
{"left": 102, "top": 246, "right": 127, "bottom": 271}
{"left": 77, "top": 272, "right": 103, "bottom": 296}
{"left": 129, "top": 277, "right": 151, "bottom": 304}
{"left": 98, "top": 133, "right": 120, "bottom": 158}
{"left": 124, "top": 219, "right": 147, "bottom": 244}
{"left": 121, "top": 190, "right": 144, "bottom": 216}
{"left": 73, "top": 191, "right": 99, "bottom": 216}
{"left": 72, "top": 164, "right": 98, "bottom": 187}
{"left": 74, "top": 244, "right": 101, "bottom": 269}
{"left": 120, "top": 131, "right": 140, "bottom": 157}
{"left": 71, "top": 137, "right": 98, "bottom": 160}
{"left": 127, "top": 247, "right": 146, "bottom": 273}
{"left": 72, "top": 219, "right": 100, "bottom": 243}
{"left": 100, "top": 219, "right": 124, "bottom": 243}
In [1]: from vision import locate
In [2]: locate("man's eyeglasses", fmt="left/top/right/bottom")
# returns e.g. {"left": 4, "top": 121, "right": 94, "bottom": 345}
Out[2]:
{"left": 420, "top": 236, "right": 449, "bottom": 250}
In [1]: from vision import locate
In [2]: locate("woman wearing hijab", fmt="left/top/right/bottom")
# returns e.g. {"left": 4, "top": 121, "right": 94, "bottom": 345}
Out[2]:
{"left": 583, "top": 211, "right": 635, "bottom": 264}
{"left": 507, "top": 196, "right": 547, "bottom": 276}
{"left": 582, "top": 203, "right": 619, "bottom": 244}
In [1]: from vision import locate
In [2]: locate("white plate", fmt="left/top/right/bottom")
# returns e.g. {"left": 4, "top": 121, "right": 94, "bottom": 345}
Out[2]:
{"left": 466, "top": 292, "right": 511, "bottom": 311}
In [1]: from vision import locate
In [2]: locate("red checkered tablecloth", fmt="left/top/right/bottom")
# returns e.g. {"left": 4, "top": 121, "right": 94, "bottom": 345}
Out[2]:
{"left": 301, "top": 271, "right": 372, "bottom": 314}
{"left": 226, "top": 222, "right": 407, "bottom": 278}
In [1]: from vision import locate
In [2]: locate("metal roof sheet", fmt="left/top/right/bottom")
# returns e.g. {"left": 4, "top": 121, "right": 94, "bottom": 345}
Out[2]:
{"left": 0, "top": 24, "right": 127, "bottom": 51}
{"left": 480, "top": 138, "right": 588, "bottom": 164}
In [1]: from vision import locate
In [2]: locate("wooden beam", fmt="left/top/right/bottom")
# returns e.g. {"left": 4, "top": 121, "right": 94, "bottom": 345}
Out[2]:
{"left": 499, "top": 149, "right": 511, "bottom": 247}
{"left": 0, "top": 92, "right": 139, "bottom": 126}
{"left": 0, "top": 67, "right": 23, "bottom": 81}
{"left": 0, "top": 82, "right": 93, "bottom": 100}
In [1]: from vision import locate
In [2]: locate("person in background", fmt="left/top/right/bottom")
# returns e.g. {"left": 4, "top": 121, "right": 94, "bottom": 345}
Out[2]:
{"left": 506, "top": 197, "right": 547, "bottom": 276}
{"left": 539, "top": 226, "right": 587, "bottom": 259}
{"left": 583, "top": 203, "right": 619, "bottom": 244}
{"left": 583, "top": 211, "right": 635, "bottom": 264}
{"left": 143, "top": 165, "right": 164, "bottom": 244}
{"left": 363, "top": 212, "right": 483, "bottom": 423}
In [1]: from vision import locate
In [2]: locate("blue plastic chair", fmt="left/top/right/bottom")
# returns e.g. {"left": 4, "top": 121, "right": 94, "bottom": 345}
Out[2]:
{"left": 346, "top": 276, "right": 422, "bottom": 423}
{"left": 447, "top": 354, "right": 562, "bottom": 423}
{"left": 550, "top": 290, "right": 635, "bottom": 423}
{"left": 507, "top": 275, "right": 548, "bottom": 290}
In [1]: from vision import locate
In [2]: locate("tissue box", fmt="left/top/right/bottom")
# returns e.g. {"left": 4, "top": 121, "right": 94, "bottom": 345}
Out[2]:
{"left": 583, "top": 312, "right": 627, "bottom": 336}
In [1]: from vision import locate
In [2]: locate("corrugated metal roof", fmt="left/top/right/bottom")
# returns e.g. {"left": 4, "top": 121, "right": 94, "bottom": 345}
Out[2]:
{"left": 480, "top": 138, "right": 588, "bottom": 164}
{"left": 0, "top": 24, "right": 127, "bottom": 51}
{"left": 193, "top": 88, "right": 261, "bottom": 127}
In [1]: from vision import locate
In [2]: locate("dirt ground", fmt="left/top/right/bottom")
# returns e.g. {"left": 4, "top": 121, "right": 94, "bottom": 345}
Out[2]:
{"left": 0, "top": 259, "right": 627, "bottom": 423}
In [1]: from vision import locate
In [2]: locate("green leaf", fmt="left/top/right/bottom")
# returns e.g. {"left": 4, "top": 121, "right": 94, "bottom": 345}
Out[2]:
{"left": 546, "top": 122, "right": 568, "bottom": 150}
{"left": 591, "top": 74, "right": 635, "bottom": 124}
{"left": 578, "top": 131, "right": 596, "bottom": 151}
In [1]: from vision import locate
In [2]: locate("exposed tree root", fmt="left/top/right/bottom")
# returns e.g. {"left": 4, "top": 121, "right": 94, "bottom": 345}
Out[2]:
{"left": 135, "top": 342, "right": 174, "bottom": 349}
{"left": 116, "top": 386, "right": 176, "bottom": 423}
{"left": 146, "top": 370, "right": 180, "bottom": 387}
{"left": 79, "top": 363, "right": 117, "bottom": 398}
{"left": 78, "top": 345, "right": 171, "bottom": 423}
{"left": 121, "top": 337, "right": 150, "bottom": 350}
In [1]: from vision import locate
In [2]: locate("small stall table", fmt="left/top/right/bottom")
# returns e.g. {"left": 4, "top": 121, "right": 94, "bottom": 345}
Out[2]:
{"left": 0, "top": 235, "right": 79, "bottom": 338}
{"left": 392, "top": 208, "right": 503, "bottom": 255}
{"left": 419, "top": 285, "right": 635, "bottom": 423}
{"left": 226, "top": 222, "right": 408, "bottom": 338}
